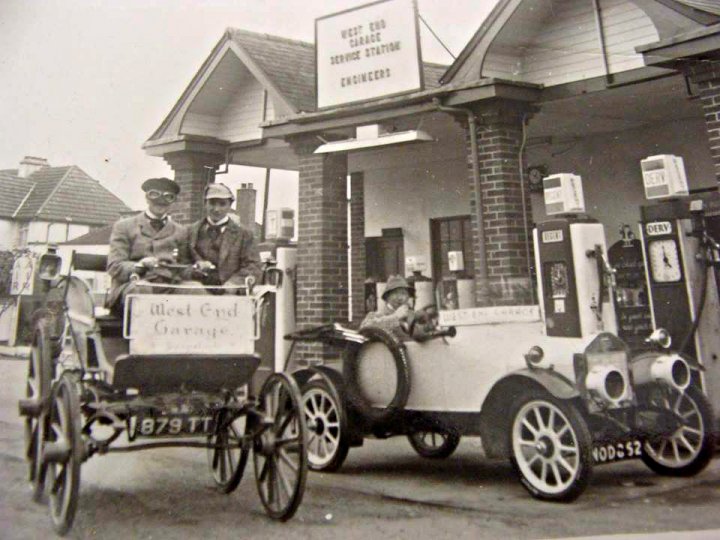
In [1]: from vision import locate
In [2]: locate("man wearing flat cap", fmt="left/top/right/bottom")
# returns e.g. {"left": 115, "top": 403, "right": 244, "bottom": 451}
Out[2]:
{"left": 187, "top": 182, "right": 261, "bottom": 293}
{"left": 106, "top": 177, "right": 191, "bottom": 309}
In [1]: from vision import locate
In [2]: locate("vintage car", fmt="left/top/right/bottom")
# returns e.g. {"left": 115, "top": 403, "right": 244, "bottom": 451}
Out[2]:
{"left": 291, "top": 312, "right": 716, "bottom": 502}
{"left": 19, "top": 251, "right": 308, "bottom": 535}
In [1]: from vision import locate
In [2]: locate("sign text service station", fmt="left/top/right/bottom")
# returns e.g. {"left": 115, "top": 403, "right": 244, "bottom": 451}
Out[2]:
{"left": 316, "top": 0, "right": 423, "bottom": 108}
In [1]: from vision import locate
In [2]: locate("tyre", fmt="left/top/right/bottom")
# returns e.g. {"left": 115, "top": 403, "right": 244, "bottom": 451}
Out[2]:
{"left": 342, "top": 326, "right": 411, "bottom": 423}
{"left": 253, "top": 373, "right": 308, "bottom": 521}
{"left": 24, "top": 321, "right": 55, "bottom": 503}
{"left": 46, "top": 373, "right": 83, "bottom": 535}
{"left": 641, "top": 385, "right": 715, "bottom": 477}
{"left": 508, "top": 391, "right": 592, "bottom": 502}
{"left": 302, "top": 379, "right": 350, "bottom": 472}
{"left": 408, "top": 430, "right": 460, "bottom": 459}
{"left": 207, "top": 412, "right": 249, "bottom": 494}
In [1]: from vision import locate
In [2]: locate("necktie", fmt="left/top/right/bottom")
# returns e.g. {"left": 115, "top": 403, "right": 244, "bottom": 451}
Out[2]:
{"left": 149, "top": 217, "right": 166, "bottom": 231}
{"left": 207, "top": 223, "right": 222, "bottom": 241}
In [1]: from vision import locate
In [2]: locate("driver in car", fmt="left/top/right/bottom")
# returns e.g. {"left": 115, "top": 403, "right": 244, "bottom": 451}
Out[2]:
{"left": 361, "top": 275, "right": 428, "bottom": 339}
{"left": 106, "top": 177, "right": 192, "bottom": 312}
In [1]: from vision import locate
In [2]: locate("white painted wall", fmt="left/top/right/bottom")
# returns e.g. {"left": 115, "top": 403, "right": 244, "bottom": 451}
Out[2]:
{"left": 527, "top": 117, "right": 716, "bottom": 245}
{"left": 0, "top": 219, "right": 17, "bottom": 250}
{"left": 27, "top": 221, "right": 90, "bottom": 245}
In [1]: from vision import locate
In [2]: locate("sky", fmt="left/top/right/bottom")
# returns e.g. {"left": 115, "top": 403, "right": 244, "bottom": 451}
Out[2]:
{"left": 0, "top": 0, "right": 498, "bottom": 217}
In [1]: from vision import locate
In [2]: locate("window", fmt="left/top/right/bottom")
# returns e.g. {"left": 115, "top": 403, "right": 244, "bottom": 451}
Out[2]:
{"left": 430, "top": 216, "right": 474, "bottom": 281}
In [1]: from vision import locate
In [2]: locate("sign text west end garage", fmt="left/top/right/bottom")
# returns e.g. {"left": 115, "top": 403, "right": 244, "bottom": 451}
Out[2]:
{"left": 315, "top": 0, "right": 423, "bottom": 109}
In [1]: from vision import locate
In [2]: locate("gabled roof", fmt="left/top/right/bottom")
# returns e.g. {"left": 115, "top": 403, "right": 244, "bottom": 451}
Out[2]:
{"left": 147, "top": 28, "right": 449, "bottom": 145}
{"left": 0, "top": 169, "right": 33, "bottom": 218}
{"left": 5, "top": 165, "right": 130, "bottom": 225}
{"left": 674, "top": 0, "right": 720, "bottom": 17}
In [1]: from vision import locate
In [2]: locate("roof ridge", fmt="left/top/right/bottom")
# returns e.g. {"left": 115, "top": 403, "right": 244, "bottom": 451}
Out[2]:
{"left": 34, "top": 165, "right": 74, "bottom": 218}
{"left": 226, "top": 27, "right": 314, "bottom": 49}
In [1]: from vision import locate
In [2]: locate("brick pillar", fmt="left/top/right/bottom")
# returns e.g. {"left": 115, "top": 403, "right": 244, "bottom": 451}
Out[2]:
{"left": 468, "top": 101, "right": 535, "bottom": 306}
{"left": 164, "top": 151, "right": 224, "bottom": 224}
{"left": 349, "top": 172, "right": 365, "bottom": 325}
{"left": 687, "top": 60, "right": 720, "bottom": 182}
{"left": 291, "top": 137, "right": 349, "bottom": 363}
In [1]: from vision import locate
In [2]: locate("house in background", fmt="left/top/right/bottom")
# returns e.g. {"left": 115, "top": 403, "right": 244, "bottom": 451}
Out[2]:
{"left": 0, "top": 156, "right": 131, "bottom": 252}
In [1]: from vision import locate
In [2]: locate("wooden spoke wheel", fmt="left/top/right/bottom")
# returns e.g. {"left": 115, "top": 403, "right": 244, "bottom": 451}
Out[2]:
{"left": 302, "top": 379, "right": 350, "bottom": 472}
{"left": 24, "top": 322, "right": 54, "bottom": 502}
{"left": 46, "top": 374, "right": 83, "bottom": 536}
{"left": 252, "top": 373, "right": 308, "bottom": 521}
{"left": 408, "top": 429, "right": 460, "bottom": 459}
{"left": 641, "top": 385, "right": 715, "bottom": 477}
{"left": 509, "top": 391, "right": 592, "bottom": 502}
{"left": 207, "top": 413, "right": 249, "bottom": 494}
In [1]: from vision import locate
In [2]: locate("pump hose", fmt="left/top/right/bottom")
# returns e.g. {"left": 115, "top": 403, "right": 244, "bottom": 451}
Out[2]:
{"left": 678, "top": 242, "right": 711, "bottom": 354}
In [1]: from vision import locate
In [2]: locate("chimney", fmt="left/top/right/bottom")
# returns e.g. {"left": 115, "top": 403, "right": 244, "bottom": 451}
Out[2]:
{"left": 18, "top": 156, "right": 49, "bottom": 178}
{"left": 236, "top": 183, "right": 257, "bottom": 229}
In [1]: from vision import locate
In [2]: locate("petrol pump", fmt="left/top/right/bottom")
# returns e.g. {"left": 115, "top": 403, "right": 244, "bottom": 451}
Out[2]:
{"left": 533, "top": 173, "right": 617, "bottom": 338}
{"left": 637, "top": 154, "right": 720, "bottom": 412}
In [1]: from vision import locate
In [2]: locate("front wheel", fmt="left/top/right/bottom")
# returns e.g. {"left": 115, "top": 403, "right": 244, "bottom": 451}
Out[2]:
{"left": 207, "top": 413, "right": 249, "bottom": 494}
{"left": 641, "top": 385, "right": 715, "bottom": 477}
{"left": 408, "top": 430, "right": 460, "bottom": 459}
{"left": 509, "top": 392, "right": 592, "bottom": 502}
{"left": 302, "top": 380, "right": 350, "bottom": 472}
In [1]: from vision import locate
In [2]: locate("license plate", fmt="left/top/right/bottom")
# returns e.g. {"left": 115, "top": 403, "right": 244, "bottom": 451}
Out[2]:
{"left": 592, "top": 439, "right": 643, "bottom": 464}
{"left": 134, "top": 414, "right": 215, "bottom": 438}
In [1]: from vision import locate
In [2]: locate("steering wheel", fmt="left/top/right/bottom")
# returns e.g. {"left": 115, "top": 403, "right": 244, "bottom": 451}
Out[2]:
{"left": 404, "top": 304, "right": 439, "bottom": 337}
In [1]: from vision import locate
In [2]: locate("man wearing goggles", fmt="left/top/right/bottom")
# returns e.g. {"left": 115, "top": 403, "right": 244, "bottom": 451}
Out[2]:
{"left": 187, "top": 182, "right": 261, "bottom": 294}
{"left": 106, "top": 177, "right": 191, "bottom": 310}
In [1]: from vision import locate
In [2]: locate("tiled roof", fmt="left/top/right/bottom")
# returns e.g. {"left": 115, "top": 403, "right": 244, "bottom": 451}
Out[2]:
{"left": 675, "top": 1, "right": 720, "bottom": 16}
{"left": 9, "top": 165, "right": 131, "bottom": 225}
{"left": 227, "top": 28, "right": 448, "bottom": 113}
{"left": 63, "top": 224, "right": 113, "bottom": 245}
{"left": 229, "top": 28, "right": 316, "bottom": 113}
{"left": 0, "top": 169, "right": 33, "bottom": 218}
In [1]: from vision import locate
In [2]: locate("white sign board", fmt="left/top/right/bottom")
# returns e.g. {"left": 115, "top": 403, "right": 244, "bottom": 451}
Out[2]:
{"left": 10, "top": 255, "right": 35, "bottom": 296}
{"left": 439, "top": 305, "right": 541, "bottom": 327}
{"left": 126, "top": 295, "right": 255, "bottom": 355}
{"left": 316, "top": 0, "right": 423, "bottom": 109}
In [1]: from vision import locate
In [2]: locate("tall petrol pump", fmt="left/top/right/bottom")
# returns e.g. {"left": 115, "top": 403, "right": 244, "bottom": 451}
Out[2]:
{"left": 534, "top": 173, "right": 618, "bottom": 339}
{"left": 637, "top": 154, "right": 720, "bottom": 416}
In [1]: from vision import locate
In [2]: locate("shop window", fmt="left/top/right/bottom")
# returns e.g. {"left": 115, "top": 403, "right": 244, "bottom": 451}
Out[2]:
{"left": 16, "top": 223, "right": 29, "bottom": 248}
{"left": 430, "top": 216, "right": 474, "bottom": 281}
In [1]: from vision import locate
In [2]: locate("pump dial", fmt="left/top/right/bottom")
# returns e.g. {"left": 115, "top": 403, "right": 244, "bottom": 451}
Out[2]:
{"left": 648, "top": 239, "right": 681, "bottom": 283}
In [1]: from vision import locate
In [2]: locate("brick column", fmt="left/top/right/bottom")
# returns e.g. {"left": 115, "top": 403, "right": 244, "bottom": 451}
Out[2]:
{"left": 687, "top": 60, "right": 720, "bottom": 182}
{"left": 291, "top": 137, "right": 349, "bottom": 364}
{"left": 468, "top": 101, "right": 535, "bottom": 306}
{"left": 349, "top": 172, "right": 366, "bottom": 325}
{"left": 164, "top": 151, "right": 224, "bottom": 224}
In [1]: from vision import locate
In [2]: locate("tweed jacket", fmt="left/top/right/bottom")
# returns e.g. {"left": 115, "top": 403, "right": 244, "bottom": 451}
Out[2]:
{"left": 189, "top": 219, "right": 261, "bottom": 286}
{"left": 106, "top": 213, "right": 190, "bottom": 306}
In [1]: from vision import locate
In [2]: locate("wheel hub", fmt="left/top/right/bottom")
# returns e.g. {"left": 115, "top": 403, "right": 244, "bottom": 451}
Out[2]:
{"left": 535, "top": 435, "right": 555, "bottom": 458}
{"left": 256, "top": 431, "right": 277, "bottom": 457}
{"left": 313, "top": 417, "right": 326, "bottom": 436}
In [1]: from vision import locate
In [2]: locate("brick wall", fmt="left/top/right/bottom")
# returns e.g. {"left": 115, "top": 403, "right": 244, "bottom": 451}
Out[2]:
{"left": 292, "top": 139, "right": 349, "bottom": 363}
{"left": 687, "top": 60, "right": 720, "bottom": 183}
{"left": 468, "top": 103, "right": 535, "bottom": 306}
{"left": 349, "top": 172, "right": 365, "bottom": 325}
{"left": 165, "top": 152, "right": 223, "bottom": 224}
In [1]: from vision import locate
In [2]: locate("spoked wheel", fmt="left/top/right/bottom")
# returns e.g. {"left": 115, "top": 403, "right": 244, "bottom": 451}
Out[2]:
{"left": 641, "top": 385, "right": 715, "bottom": 477}
{"left": 253, "top": 373, "right": 308, "bottom": 521}
{"left": 302, "top": 379, "right": 350, "bottom": 472}
{"left": 509, "top": 392, "right": 592, "bottom": 502}
{"left": 24, "top": 321, "right": 54, "bottom": 502}
{"left": 45, "top": 373, "right": 83, "bottom": 536}
{"left": 207, "top": 413, "right": 249, "bottom": 494}
{"left": 408, "top": 429, "right": 460, "bottom": 459}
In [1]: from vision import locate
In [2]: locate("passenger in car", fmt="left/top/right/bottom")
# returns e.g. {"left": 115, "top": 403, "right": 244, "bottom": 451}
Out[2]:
{"left": 360, "top": 275, "right": 418, "bottom": 337}
{"left": 106, "top": 177, "right": 192, "bottom": 312}
{"left": 186, "top": 182, "right": 261, "bottom": 294}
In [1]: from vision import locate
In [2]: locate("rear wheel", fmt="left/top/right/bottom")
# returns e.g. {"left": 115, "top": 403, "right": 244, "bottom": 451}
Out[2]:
{"left": 509, "top": 391, "right": 592, "bottom": 502}
{"left": 207, "top": 412, "right": 249, "bottom": 494}
{"left": 641, "top": 385, "right": 715, "bottom": 477}
{"left": 24, "top": 321, "right": 54, "bottom": 502}
{"left": 408, "top": 430, "right": 460, "bottom": 459}
{"left": 46, "top": 374, "right": 83, "bottom": 536}
{"left": 253, "top": 373, "right": 308, "bottom": 521}
{"left": 302, "top": 379, "right": 350, "bottom": 472}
